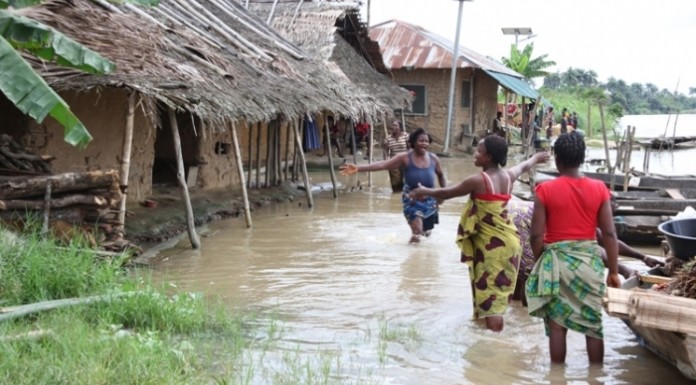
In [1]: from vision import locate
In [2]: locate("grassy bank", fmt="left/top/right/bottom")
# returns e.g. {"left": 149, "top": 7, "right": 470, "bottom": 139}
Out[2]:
{"left": 0, "top": 224, "right": 251, "bottom": 384}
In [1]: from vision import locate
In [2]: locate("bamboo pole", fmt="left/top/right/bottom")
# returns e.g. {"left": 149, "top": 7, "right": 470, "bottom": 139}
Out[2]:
{"left": 0, "top": 292, "right": 137, "bottom": 322}
{"left": 208, "top": 0, "right": 305, "bottom": 60}
{"left": 118, "top": 93, "right": 136, "bottom": 233}
{"left": 247, "top": 122, "right": 253, "bottom": 189}
{"left": 168, "top": 108, "right": 200, "bottom": 249}
{"left": 267, "top": 0, "right": 279, "bottom": 24}
{"left": 292, "top": 120, "right": 313, "bottom": 208}
{"left": 231, "top": 122, "right": 252, "bottom": 228}
{"left": 324, "top": 115, "right": 338, "bottom": 198}
{"left": 255, "top": 121, "right": 261, "bottom": 188}
{"left": 291, "top": 0, "right": 305, "bottom": 27}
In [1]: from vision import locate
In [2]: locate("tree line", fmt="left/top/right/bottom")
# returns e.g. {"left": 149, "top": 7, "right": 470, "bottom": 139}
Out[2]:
{"left": 543, "top": 68, "right": 696, "bottom": 115}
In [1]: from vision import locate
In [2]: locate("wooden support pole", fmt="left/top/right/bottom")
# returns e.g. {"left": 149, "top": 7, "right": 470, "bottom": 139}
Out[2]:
{"left": 168, "top": 108, "right": 200, "bottom": 249}
{"left": 41, "top": 182, "right": 51, "bottom": 237}
{"left": 231, "top": 122, "right": 252, "bottom": 228}
{"left": 265, "top": 122, "right": 272, "bottom": 188}
{"left": 292, "top": 120, "right": 313, "bottom": 208}
{"left": 367, "top": 117, "right": 373, "bottom": 187}
{"left": 623, "top": 126, "right": 636, "bottom": 192}
{"left": 118, "top": 93, "right": 136, "bottom": 234}
{"left": 275, "top": 120, "right": 282, "bottom": 185}
{"left": 324, "top": 114, "right": 338, "bottom": 198}
{"left": 247, "top": 122, "right": 253, "bottom": 189}
{"left": 255, "top": 121, "right": 261, "bottom": 188}
{"left": 284, "top": 119, "right": 291, "bottom": 181}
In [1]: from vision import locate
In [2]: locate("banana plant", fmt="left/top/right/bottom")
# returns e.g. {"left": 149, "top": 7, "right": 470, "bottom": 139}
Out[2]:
{"left": 0, "top": 0, "right": 157, "bottom": 147}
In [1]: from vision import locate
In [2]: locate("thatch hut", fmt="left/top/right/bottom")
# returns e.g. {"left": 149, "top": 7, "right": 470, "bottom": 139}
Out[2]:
{"left": 0, "top": 0, "right": 410, "bottom": 244}
{"left": 247, "top": 0, "right": 412, "bottom": 141}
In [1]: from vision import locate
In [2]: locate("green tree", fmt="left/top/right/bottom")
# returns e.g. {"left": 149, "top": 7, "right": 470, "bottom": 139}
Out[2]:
{"left": 0, "top": 0, "right": 156, "bottom": 147}
{"left": 501, "top": 42, "right": 556, "bottom": 86}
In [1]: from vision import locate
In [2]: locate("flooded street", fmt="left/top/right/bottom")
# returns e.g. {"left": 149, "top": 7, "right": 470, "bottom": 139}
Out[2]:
{"left": 146, "top": 153, "right": 694, "bottom": 384}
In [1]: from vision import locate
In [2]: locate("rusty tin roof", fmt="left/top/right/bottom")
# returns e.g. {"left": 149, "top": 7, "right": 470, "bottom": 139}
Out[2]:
{"left": 369, "top": 20, "right": 521, "bottom": 77}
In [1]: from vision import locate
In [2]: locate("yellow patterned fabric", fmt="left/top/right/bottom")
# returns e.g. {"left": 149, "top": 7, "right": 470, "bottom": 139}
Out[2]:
{"left": 456, "top": 196, "right": 521, "bottom": 318}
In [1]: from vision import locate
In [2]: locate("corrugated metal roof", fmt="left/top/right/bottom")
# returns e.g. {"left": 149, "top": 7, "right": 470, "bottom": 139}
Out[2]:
{"left": 369, "top": 20, "right": 521, "bottom": 77}
{"left": 484, "top": 70, "right": 538, "bottom": 99}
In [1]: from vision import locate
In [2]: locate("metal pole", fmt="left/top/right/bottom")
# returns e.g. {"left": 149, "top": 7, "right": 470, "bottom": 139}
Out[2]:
{"left": 443, "top": 0, "right": 465, "bottom": 154}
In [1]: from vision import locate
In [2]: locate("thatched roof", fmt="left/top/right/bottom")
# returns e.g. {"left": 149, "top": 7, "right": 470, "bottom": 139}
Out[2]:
{"left": 247, "top": 0, "right": 412, "bottom": 119}
{"left": 20, "top": 0, "right": 402, "bottom": 131}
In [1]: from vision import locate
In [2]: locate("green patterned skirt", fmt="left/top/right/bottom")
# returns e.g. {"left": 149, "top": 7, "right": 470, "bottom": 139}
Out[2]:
{"left": 525, "top": 240, "right": 606, "bottom": 339}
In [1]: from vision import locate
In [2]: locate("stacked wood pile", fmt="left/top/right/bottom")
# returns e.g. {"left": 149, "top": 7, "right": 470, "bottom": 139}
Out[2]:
{"left": 0, "top": 170, "right": 140, "bottom": 257}
{"left": 0, "top": 134, "right": 53, "bottom": 175}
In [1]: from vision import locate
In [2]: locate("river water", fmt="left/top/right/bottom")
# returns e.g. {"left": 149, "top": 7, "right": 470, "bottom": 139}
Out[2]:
{"left": 146, "top": 145, "right": 696, "bottom": 384}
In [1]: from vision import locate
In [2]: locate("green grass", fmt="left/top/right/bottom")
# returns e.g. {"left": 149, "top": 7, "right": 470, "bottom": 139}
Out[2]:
{"left": 0, "top": 224, "right": 381, "bottom": 384}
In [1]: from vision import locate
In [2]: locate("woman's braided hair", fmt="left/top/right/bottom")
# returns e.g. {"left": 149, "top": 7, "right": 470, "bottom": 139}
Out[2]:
{"left": 483, "top": 134, "right": 508, "bottom": 167}
{"left": 554, "top": 133, "right": 585, "bottom": 168}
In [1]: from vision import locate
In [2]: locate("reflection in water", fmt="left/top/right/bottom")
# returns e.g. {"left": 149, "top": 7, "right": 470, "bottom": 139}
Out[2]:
{"left": 147, "top": 156, "right": 692, "bottom": 384}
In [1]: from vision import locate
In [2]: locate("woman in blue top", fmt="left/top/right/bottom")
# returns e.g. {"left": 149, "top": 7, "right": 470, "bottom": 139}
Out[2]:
{"left": 340, "top": 128, "right": 446, "bottom": 243}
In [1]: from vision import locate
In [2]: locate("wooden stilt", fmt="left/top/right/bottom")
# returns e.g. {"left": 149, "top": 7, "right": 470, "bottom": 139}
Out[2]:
{"left": 231, "top": 122, "right": 252, "bottom": 228}
{"left": 247, "top": 122, "right": 253, "bottom": 189}
{"left": 324, "top": 114, "right": 337, "bottom": 198}
{"left": 623, "top": 126, "right": 633, "bottom": 192}
{"left": 265, "top": 121, "right": 272, "bottom": 188}
{"left": 118, "top": 93, "right": 136, "bottom": 234}
{"left": 292, "top": 120, "right": 313, "bottom": 208}
{"left": 168, "top": 108, "right": 200, "bottom": 249}
{"left": 367, "top": 116, "right": 373, "bottom": 187}
{"left": 41, "top": 182, "right": 51, "bottom": 237}
{"left": 284, "top": 119, "right": 291, "bottom": 181}
{"left": 255, "top": 121, "right": 261, "bottom": 188}
{"left": 275, "top": 120, "right": 282, "bottom": 185}
{"left": 349, "top": 118, "right": 358, "bottom": 165}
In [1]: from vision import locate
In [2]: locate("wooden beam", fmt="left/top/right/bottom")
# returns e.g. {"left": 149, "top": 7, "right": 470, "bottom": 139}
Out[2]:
{"left": 168, "top": 108, "right": 200, "bottom": 249}
{"left": 231, "top": 122, "right": 252, "bottom": 228}
{"left": 292, "top": 119, "right": 313, "bottom": 208}
{"left": 118, "top": 93, "right": 136, "bottom": 232}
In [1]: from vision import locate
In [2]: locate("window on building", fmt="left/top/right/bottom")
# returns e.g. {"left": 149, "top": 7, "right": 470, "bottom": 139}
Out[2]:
{"left": 461, "top": 80, "right": 471, "bottom": 108}
{"left": 399, "top": 84, "right": 427, "bottom": 115}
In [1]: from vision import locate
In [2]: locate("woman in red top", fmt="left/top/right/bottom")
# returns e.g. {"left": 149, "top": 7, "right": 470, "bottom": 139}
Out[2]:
{"left": 526, "top": 133, "right": 621, "bottom": 365}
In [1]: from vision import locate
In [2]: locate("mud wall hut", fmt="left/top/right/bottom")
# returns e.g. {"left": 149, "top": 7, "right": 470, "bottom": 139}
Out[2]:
{"left": 369, "top": 20, "right": 540, "bottom": 146}
{"left": 1, "top": 0, "right": 409, "bottom": 206}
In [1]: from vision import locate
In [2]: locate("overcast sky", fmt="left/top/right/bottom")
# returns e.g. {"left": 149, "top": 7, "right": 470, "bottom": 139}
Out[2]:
{"left": 361, "top": 0, "right": 696, "bottom": 94}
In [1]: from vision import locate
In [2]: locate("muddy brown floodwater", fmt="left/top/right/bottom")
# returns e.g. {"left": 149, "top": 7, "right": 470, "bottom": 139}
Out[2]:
{"left": 144, "top": 153, "right": 692, "bottom": 384}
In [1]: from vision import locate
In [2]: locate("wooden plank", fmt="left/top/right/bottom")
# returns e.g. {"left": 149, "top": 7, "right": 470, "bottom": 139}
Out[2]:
{"left": 630, "top": 294, "right": 696, "bottom": 334}
{"left": 666, "top": 188, "right": 686, "bottom": 200}
{"left": 604, "top": 287, "right": 632, "bottom": 318}
{"left": 639, "top": 275, "right": 673, "bottom": 285}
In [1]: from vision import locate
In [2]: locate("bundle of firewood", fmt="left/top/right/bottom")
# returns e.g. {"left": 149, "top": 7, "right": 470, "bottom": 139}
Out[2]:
{"left": 0, "top": 170, "right": 139, "bottom": 256}
{"left": 0, "top": 134, "right": 53, "bottom": 175}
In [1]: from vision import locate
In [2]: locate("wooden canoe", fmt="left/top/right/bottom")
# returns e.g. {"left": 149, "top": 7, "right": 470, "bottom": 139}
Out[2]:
{"left": 614, "top": 215, "right": 667, "bottom": 245}
{"left": 615, "top": 270, "right": 696, "bottom": 380}
{"left": 536, "top": 169, "right": 696, "bottom": 192}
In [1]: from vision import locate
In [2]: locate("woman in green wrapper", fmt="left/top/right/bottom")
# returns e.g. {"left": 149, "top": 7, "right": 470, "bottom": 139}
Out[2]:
{"left": 526, "top": 132, "right": 621, "bottom": 365}
{"left": 410, "top": 135, "right": 549, "bottom": 331}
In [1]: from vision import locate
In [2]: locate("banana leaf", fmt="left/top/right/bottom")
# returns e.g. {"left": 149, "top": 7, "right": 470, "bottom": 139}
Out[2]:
{"left": 0, "top": 11, "right": 115, "bottom": 74}
{"left": 0, "top": 36, "right": 92, "bottom": 147}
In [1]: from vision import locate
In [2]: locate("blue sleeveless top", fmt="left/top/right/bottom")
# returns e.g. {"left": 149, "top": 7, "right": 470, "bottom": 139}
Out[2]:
{"left": 404, "top": 151, "right": 436, "bottom": 189}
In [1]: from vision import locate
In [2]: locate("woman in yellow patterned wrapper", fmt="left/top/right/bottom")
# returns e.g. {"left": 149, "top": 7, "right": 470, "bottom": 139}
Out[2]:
{"left": 410, "top": 135, "right": 549, "bottom": 331}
